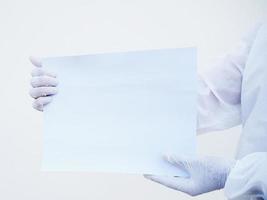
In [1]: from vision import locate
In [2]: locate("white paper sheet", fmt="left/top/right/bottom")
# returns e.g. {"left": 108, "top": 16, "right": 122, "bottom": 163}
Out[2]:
{"left": 42, "top": 48, "right": 197, "bottom": 176}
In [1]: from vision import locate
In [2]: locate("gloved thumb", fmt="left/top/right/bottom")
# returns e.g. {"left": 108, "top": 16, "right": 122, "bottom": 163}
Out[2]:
{"left": 29, "top": 56, "right": 42, "bottom": 67}
{"left": 165, "top": 155, "right": 195, "bottom": 176}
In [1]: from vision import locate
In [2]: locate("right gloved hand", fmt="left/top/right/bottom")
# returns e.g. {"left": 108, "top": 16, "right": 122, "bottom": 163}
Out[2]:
{"left": 29, "top": 57, "right": 58, "bottom": 111}
{"left": 145, "top": 155, "right": 235, "bottom": 196}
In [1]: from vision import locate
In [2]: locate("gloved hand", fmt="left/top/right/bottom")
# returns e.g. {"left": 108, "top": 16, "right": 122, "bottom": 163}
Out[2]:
{"left": 145, "top": 155, "right": 235, "bottom": 196}
{"left": 29, "top": 57, "right": 58, "bottom": 111}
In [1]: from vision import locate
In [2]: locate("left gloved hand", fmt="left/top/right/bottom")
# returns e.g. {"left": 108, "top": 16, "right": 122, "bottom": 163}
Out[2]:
{"left": 145, "top": 155, "right": 235, "bottom": 196}
{"left": 29, "top": 56, "right": 58, "bottom": 111}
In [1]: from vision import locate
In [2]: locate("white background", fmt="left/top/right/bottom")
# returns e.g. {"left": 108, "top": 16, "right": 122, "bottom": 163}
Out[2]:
{"left": 0, "top": 0, "right": 266, "bottom": 199}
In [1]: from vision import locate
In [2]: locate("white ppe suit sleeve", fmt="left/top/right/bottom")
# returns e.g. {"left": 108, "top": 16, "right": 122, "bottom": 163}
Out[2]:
{"left": 224, "top": 152, "right": 267, "bottom": 200}
{"left": 197, "top": 24, "right": 261, "bottom": 134}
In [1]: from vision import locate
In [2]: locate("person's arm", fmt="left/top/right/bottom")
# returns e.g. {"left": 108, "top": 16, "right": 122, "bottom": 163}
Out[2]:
{"left": 197, "top": 23, "right": 261, "bottom": 134}
{"left": 145, "top": 23, "right": 262, "bottom": 197}
{"left": 224, "top": 152, "right": 267, "bottom": 200}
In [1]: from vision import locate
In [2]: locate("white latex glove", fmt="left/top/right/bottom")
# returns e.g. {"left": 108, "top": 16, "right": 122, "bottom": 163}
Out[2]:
{"left": 29, "top": 57, "right": 58, "bottom": 111}
{"left": 145, "top": 155, "right": 235, "bottom": 196}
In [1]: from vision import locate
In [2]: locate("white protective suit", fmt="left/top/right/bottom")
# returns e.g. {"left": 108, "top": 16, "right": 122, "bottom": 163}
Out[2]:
{"left": 198, "top": 21, "right": 267, "bottom": 199}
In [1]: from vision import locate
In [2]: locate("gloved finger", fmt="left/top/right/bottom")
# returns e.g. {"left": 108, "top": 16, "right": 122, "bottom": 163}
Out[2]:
{"left": 144, "top": 175, "right": 193, "bottom": 194}
{"left": 33, "top": 96, "right": 53, "bottom": 111}
{"left": 31, "top": 76, "right": 58, "bottom": 88}
{"left": 30, "top": 56, "right": 57, "bottom": 77}
{"left": 29, "top": 87, "right": 58, "bottom": 98}
{"left": 165, "top": 155, "right": 195, "bottom": 174}
{"left": 29, "top": 56, "right": 42, "bottom": 67}
{"left": 31, "top": 67, "right": 57, "bottom": 78}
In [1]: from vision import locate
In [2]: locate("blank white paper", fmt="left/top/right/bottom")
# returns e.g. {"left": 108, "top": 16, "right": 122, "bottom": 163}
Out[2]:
{"left": 42, "top": 48, "right": 197, "bottom": 176}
